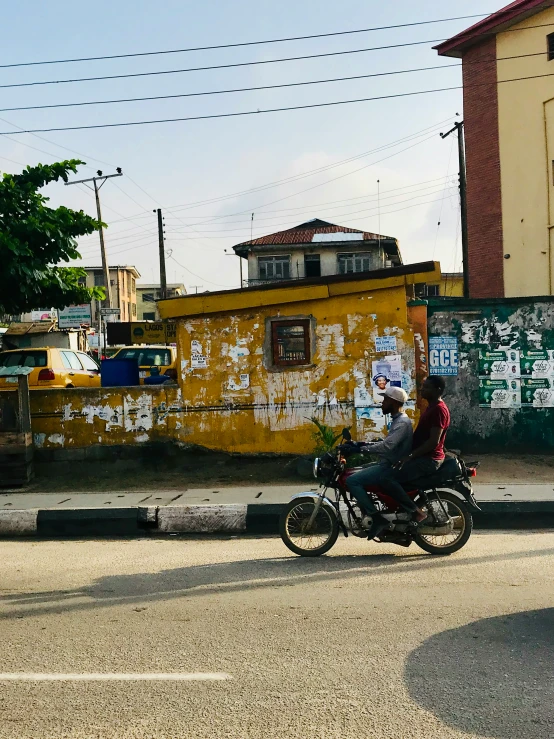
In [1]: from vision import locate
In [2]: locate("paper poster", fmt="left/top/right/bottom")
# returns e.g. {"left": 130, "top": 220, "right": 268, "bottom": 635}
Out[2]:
{"left": 479, "top": 379, "right": 521, "bottom": 408}
{"left": 520, "top": 350, "right": 554, "bottom": 379}
{"left": 356, "top": 406, "right": 387, "bottom": 433}
{"left": 228, "top": 374, "right": 250, "bottom": 391}
{"left": 371, "top": 356, "right": 402, "bottom": 403}
{"left": 354, "top": 385, "right": 372, "bottom": 408}
{"left": 191, "top": 340, "right": 203, "bottom": 354}
{"left": 191, "top": 353, "right": 208, "bottom": 369}
{"left": 478, "top": 350, "right": 520, "bottom": 379}
{"left": 521, "top": 378, "right": 554, "bottom": 407}
{"left": 429, "top": 336, "right": 458, "bottom": 376}
{"left": 374, "top": 336, "right": 397, "bottom": 353}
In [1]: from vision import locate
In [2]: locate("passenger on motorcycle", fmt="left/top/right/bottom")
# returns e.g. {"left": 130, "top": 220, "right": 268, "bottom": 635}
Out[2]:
{"left": 379, "top": 375, "right": 450, "bottom": 524}
{"left": 345, "top": 386, "right": 412, "bottom": 528}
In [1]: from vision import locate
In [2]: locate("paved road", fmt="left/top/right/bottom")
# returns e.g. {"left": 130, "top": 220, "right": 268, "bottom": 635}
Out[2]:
{"left": 0, "top": 533, "right": 552, "bottom": 738}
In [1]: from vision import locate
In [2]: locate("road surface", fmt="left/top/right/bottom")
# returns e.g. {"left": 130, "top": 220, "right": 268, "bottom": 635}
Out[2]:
{"left": 0, "top": 532, "right": 552, "bottom": 738}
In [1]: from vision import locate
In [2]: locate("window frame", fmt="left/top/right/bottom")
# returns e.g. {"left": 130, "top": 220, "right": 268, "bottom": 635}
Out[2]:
{"left": 548, "top": 31, "right": 554, "bottom": 61}
{"left": 258, "top": 255, "right": 291, "bottom": 281}
{"left": 271, "top": 319, "right": 311, "bottom": 368}
{"left": 337, "top": 252, "right": 375, "bottom": 274}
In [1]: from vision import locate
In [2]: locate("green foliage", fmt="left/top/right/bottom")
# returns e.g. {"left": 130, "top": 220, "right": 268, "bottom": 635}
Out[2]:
{"left": 310, "top": 417, "right": 345, "bottom": 456}
{"left": 0, "top": 160, "right": 105, "bottom": 315}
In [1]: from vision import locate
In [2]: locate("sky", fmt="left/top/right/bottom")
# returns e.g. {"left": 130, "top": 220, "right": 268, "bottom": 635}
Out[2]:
{"left": 0, "top": 0, "right": 495, "bottom": 291}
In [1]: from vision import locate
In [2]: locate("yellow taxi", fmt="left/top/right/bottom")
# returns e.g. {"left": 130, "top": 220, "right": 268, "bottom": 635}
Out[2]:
{"left": 110, "top": 345, "right": 177, "bottom": 383}
{"left": 0, "top": 348, "right": 100, "bottom": 389}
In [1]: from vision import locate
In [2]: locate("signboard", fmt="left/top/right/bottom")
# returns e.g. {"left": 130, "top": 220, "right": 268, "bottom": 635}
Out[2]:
{"left": 31, "top": 308, "right": 56, "bottom": 322}
{"left": 374, "top": 336, "right": 397, "bottom": 353}
{"left": 521, "top": 378, "right": 554, "bottom": 407}
{"left": 130, "top": 322, "right": 176, "bottom": 345}
{"left": 58, "top": 304, "right": 92, "bottom": 328}
{"left": 520, "top": 350, "right": 554, "bottom": 379}
{"left": 479, "top": 379, "right": 521, "bottom": 408}
{"left": 100, "top": 308, "right": 121, "bottom": 316}
{"left": 478, "top": 349, "right": 520, "bottom": 379}
{"left": 429, "top": 336, "right": 458, "bottom": 376}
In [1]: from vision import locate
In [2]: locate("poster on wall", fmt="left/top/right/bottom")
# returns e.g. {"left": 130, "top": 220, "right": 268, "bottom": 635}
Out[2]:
{"left": 478, "top": 350, "right": 520, "bottom": 379}
{"left": 371, "top": 355, "right": 402, "bottom": 403}
{"left": 521, "top": 378, "right": 554, "bottom": 407}
{"left": 520, "top": 350, "right": 554, "bottom": 379}
{"left": 191, "top": 353, "right": 208, "bottom": 369}
{"left": 374, "top": 336, "right": 397, "bottom": 353}
{"left": 479, "top": 379, "right": 521, "bottom": 408}
{"left": 429, "top": 336, "right": 458, "bottom": 376}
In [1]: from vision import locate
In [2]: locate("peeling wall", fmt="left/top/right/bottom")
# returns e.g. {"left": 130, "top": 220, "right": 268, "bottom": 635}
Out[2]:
{"left": 173, "top": 284, "right": 419, "bottom": 454}
{"left": 428, "top": 297, "right": 554, "bottom": 451}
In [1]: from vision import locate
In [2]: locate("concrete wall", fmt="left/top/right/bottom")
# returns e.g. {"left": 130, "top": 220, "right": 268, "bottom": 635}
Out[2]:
{"left": 497, "top": 8, "right": 554, "bottom": 297}
{"left": 428, "top": 297, "right": 554, "bottom": 452}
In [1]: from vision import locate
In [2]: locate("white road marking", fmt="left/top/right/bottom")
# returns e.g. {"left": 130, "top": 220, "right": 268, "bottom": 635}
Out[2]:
{"left": 0, "top": 673, "right": 231, "bottom": 682}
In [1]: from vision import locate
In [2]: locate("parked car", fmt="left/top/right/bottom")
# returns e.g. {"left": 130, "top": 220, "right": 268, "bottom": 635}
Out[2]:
{"left": 109, "top": 345, "right": 177, "bottom": 383}
{"left": 0, "top": 348, "right": 100, "bottom": 389}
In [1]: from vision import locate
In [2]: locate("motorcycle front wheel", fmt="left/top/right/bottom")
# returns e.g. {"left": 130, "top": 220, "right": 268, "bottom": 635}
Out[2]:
{"left": 280, "top": 499, "right": 339, "bottom": 557}
{"left": 414, "top": 491, "right": 473, "bottom": 555}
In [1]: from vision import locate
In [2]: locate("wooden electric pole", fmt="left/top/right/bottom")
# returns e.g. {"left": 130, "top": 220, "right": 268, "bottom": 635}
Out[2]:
{"left": 441, "top": 122, "right": 469, "bottom": 299}
{"left": 155, "top": 208, "right": 168, "bottom": 300}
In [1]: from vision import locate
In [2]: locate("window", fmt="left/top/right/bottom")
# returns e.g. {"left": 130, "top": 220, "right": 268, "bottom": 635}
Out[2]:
{"left": 132, "top": 303, "right": 137, "bottom": 317}
{"left": 0, "top": 350, "right": 47, "bottom": 368}
{"left": 258, "top": 255, "right": 291, "bottom": 281}
{"left": 94, "top": 271, "right": 104, "bottom": 287}
{"left": 426, "top": 284, "right": 440, "bottom": 297}
{"left": 338, "top": 252, "right": 376, "bottom": 274}
{"left": 304, "top": 254, "right": 321, "bottom": 278}
{"left": 61, "top": 351, "right": 83, "bottom": 370}
{"left": 142, "top": 293, "right": 155, "bottom": 303}
{"left": 118, "top": 348, "right": 172, "bottom": 366}
{"left": 78, "top": 276, "right": 87, "bottom": 287}
{"left": 131, "top": 277, "right": 136, "bottom": 294}
{"left": 271, "top": 320, "right": 311, "bottom": 367}
{"left": 548, "top": 32, "right": 554, "bottom": 61}
{"left": 143, "top": 312, "right": 156, "bottom": 320}
{"left": 77, "top": 353, "right": 99, "bottom": 372}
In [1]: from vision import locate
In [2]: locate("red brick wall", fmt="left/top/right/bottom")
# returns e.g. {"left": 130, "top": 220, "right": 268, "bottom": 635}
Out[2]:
{"left": 462, "top": 37, "right": 505, "bottom": 298}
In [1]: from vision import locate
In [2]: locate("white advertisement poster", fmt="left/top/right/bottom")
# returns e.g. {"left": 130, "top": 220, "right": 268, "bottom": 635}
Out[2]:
{"left": 374, "top": 336, "right": 397, "bottom": 353}
{"left": 228, "top": 374, "right": 250, "bottom": 391}
{"left": 58, "top": 304, "right": 92, "bottom": 328}
{"left": 191, "top": 353, "right": 208, "bottom": 369}
{"left": 191, "top": 340, "right": 203, "bottom": 354}
{"left": 371, "top": 355, "right": 402, "bottom": 403}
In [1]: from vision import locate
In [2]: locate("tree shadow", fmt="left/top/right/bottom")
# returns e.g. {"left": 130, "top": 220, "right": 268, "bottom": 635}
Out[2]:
{"left": 2, "top": 544, "right": 554, "bottom": 622}
{"left": 405, "top": 608, "right": 554, "bottom": 738}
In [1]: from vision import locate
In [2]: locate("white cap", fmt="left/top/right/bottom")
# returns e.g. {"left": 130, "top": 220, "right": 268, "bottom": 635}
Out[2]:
{"left": 379, "top": 386, "right": 408, "bottom": 404}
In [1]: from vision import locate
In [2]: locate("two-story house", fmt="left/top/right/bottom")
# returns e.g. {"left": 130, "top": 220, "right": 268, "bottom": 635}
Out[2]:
{"left": 232, "top": 219, "right": 402, "bottom": 285}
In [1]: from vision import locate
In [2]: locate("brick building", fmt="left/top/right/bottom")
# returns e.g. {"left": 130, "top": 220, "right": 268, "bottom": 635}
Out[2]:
{"left": 436, "top": 0, "right": 554, "bottom": 299}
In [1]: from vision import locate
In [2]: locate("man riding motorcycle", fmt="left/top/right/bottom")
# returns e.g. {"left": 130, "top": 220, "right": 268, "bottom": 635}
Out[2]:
{"left": 345, "top": 386, "right": 412, "bottom": 531}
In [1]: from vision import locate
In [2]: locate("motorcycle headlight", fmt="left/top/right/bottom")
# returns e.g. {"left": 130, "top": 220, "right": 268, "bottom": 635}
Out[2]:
{"left": 313, "top": 457, "right": 320, "bottom": 479}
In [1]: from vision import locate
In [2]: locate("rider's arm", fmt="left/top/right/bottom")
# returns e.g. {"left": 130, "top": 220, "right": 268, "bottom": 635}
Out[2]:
{"left": 408, "top": 427, "right": 442, "bottom": 460}
{"left": 364, "top": 418, "right": 411, "bottom": 456}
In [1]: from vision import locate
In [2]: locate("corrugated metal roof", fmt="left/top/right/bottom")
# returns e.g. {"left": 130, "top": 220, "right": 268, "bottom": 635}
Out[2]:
{"left": 5, "top": 322, "right": 56, "bottom": 336}
{"left": 233, "top": 219, "right": 395, "bottom": 249}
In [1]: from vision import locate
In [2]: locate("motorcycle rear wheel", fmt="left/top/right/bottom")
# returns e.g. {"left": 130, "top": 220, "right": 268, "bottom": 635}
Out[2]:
{"left": 280, "top": 499, "right": 339, "bottom": 557}
{"left": 414, "top": 491, "right": 472, "bottom": 555}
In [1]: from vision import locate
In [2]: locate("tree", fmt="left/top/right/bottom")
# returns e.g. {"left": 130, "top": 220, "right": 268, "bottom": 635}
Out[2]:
{"left": 0, "top": 160, "right": 105, "bottom": 316}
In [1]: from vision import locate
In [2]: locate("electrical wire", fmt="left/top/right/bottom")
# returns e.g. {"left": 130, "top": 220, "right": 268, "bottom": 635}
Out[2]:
{"left": 3, "top": 72, "right": 553, "bottom": 135}
{"left": 168, "top": 255, "right": 236, "bottom": 288}
{"left": 0, "top": 15, "right": 490, "bottom": 69}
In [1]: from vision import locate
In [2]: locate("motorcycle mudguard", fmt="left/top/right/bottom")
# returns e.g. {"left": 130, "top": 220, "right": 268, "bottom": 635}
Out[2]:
{"left": 288, "top": 492, "right": 339, "bottom": 519}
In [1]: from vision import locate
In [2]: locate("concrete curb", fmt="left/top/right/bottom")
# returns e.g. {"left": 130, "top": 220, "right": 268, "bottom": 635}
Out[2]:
{"left": 0, "top": 500, "right": 553, "bottom": 538}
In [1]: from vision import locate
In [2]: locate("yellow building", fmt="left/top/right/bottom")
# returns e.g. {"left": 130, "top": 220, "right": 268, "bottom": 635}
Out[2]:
{"left": 437, "top": 0, "right": 554, "bottom": 299}
{"left": 157, "top": 262, "right": 439, "bottom": 454}
{"left": 80, "top": 266, "right": 140, "bottom": 325}
{"left": 417, "top": 273, "right": 464, "bottom": 298}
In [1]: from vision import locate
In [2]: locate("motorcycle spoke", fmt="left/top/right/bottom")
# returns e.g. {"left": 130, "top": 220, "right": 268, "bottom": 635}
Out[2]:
{"left": 419, "top": 499, "right": 466, "bottom": 549}
{"left": 285, "top": 502, "right": 334, "bottom": 551}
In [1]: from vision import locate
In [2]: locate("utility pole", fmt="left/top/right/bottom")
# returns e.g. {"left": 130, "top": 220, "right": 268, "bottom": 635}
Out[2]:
{"left": 154, "top": 208, "right": 167, "bottom": 299}
{"left": 441, "top": 121, "right": 469, "bottom": 299}
{"left": 66, "top": 168, "right": 123, "bottom": 355}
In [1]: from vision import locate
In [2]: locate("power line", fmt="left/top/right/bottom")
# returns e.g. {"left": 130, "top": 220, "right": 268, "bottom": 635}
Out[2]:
{"left": 0, "top": 64, "right": 462, "bottom": 112}
{"left": 168, "top": 255, "right": 236, "bottom": 288}
{"left": 4, "top": 71, "right": 552, "bottom": 136}
{"left": 0, "top": 15, "right": 489, "bottom": 69}
{"left": 0, "top": 39, "right": 449, "bottom": 90}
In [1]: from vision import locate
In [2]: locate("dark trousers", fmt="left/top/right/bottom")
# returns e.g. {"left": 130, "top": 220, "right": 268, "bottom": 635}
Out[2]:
{"left": 345, "top": 463, "right": 389, "bottom": 516}
{"left": 379, "top": 457, "right": 442, "bottom": 513}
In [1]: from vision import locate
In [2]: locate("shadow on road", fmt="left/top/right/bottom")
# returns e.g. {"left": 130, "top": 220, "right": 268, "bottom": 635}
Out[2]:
{"left": 1, "top": 543, "right": 554, "bottom": 621}
{"left": 405, "top": 608, "right": 554, "bottom": 738}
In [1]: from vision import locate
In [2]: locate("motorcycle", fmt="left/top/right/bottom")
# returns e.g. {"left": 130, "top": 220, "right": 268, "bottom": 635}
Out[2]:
{"left": 280, "top": 429, "right": 480, "bottom": 557}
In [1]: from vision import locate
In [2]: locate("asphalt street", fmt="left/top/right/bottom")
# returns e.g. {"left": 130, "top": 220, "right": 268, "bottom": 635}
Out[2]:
{"left": 0, "top": 533, "right": 552, "bottom": 738}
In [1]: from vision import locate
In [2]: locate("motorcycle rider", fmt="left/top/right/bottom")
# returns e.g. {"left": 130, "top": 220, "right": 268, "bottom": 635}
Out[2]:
{"left": 378, "top": 375, "right": 450, "bottom": 527}
{"left": 345, "top": 386, "right": 412, "bottom": 528}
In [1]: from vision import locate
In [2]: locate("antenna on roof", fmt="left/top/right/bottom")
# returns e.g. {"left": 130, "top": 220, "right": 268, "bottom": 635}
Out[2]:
{"left": 251, "top": 212, "right": 254, "bottom": 244}
{"left": 377, "top": 179, "right": 381, "bottom": 253}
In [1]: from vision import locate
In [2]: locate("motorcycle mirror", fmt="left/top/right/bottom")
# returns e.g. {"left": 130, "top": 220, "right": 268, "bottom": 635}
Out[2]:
{"left": 342, "top": 427, "right": 352, "bottom": 441}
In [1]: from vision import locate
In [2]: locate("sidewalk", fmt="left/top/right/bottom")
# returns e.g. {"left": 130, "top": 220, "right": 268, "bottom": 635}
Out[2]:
{"left": 0, "top": 482, "right": 553, "bottom": 537}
